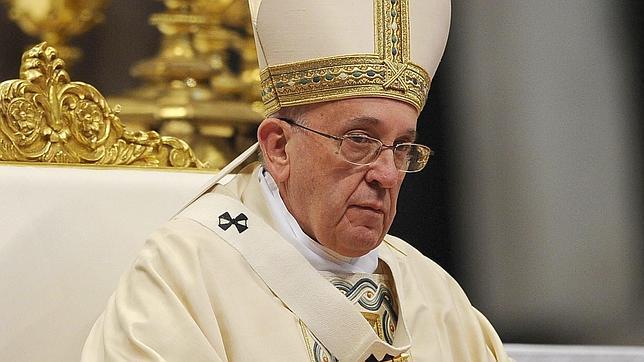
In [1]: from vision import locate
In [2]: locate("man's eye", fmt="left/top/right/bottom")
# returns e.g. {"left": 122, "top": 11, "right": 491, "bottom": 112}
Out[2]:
{"left": 346, "top": 135, "right": 372, "bottom": 144}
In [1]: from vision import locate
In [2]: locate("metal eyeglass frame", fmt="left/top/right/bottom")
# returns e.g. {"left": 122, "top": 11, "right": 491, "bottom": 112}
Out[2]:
{"left": 276, "top": 117, "right": 433, "bottom": 173}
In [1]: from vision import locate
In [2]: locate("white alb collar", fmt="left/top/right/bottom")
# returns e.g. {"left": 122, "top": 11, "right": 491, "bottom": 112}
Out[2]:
{"left": 258, "top": 167, "right": 379, "bottom": 274}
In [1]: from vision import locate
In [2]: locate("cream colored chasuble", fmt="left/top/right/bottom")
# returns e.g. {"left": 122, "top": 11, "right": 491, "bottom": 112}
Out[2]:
{"left": 82, "top": 163, "right": 511, "bottom": 361}
{"left": 178, "top": 187, "right": 413, "bottom": 361}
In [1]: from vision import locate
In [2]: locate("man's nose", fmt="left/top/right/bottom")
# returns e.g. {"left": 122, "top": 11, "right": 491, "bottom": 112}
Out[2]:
{"left": 365, "top": 148, "right": 400, "bottom": 188}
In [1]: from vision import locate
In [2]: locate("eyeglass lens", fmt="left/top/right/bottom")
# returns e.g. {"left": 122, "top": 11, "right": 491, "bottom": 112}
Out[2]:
{"left": 340, "top": 136, "right": 430, "bottom": 172}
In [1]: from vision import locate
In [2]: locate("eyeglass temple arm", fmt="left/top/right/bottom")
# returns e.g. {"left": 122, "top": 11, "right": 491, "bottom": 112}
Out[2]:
{"left": 276, "top": 117, "right": 343, "bottom": 141}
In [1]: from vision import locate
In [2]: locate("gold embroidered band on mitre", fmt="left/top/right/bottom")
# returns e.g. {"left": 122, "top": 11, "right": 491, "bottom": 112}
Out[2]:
{"left": 259, "top": 0, "right": 431, "bottom": 117}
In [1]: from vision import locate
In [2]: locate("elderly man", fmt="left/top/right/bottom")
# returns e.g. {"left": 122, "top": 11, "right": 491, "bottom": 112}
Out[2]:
{"left": 82, "top": 0, "right": 512, "bottom": 361}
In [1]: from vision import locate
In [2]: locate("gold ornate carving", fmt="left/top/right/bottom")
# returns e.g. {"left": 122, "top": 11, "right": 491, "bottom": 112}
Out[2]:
{"left": 0, "top": 42, "right": 205, "bottom": 168}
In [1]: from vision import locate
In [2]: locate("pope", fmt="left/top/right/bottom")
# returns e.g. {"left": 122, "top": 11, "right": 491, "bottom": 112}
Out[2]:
{"left": 82, "top": 0, "right": 513, "bottom": 361}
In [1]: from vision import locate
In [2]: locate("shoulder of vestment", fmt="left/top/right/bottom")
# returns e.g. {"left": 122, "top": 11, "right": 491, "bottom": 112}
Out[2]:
{"left": 382, "top": 234, "right": 462, "bottom": 289}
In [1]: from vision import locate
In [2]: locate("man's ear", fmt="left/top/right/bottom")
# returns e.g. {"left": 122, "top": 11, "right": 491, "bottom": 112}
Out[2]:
{"left": 257, "top": 118, "right": 290, "bottom": 182}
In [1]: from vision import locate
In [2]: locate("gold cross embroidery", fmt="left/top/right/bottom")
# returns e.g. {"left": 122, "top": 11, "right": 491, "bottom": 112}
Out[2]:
{"left": 375, "top": 0, "right": 411, "bottom": 94}
{"left": 382, "top": 59, "right": 409, "bottom": 91}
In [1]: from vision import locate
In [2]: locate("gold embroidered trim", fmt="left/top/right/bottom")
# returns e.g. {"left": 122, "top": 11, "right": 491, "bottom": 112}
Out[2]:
{"left": 362, "top": 311, "right": 386, "bottom": 340}
{"left": 299, "top": 320, "right": 338, "bottom": 362}
{"left": 391, "top": 353, "right": 411, "bottom": 362}
{"left": 259, "top": 0, "right": 429, "bottom": 117}
{"left": 260, "top": 55, "right": 429, "bottom": 116}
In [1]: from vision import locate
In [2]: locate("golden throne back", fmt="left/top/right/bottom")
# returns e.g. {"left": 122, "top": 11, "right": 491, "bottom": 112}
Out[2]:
{"left": 0, "top": 42, "right": 204, "bottom": 168}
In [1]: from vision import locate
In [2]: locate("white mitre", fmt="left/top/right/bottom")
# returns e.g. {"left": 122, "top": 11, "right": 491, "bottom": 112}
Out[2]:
{"left": 249, "top": 0, "right": 451, "bottom": 116}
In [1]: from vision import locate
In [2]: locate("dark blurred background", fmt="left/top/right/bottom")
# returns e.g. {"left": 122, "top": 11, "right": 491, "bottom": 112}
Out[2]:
{"left": 1, "top": 0, "right": 641, "bottom": 346}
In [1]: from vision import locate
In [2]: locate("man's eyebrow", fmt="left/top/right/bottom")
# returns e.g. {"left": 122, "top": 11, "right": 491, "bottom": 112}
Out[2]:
{"left": 344, "top": 116, "right": 380, "bottom": 127}
{"left": 344, "top": 116, "right": 417, "bottom": 141}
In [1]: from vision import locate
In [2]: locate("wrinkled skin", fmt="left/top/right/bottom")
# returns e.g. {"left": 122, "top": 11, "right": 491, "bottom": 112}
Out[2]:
{"left": 258, "top": 98, "right": 419, "bottom": 257}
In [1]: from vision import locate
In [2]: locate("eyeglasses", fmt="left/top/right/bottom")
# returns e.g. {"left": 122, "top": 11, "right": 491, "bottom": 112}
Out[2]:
{"left": 277, "top": 117, "right": 433, "bottom": 173}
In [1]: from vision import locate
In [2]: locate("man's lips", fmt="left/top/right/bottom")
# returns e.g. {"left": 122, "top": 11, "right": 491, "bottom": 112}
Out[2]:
{"left": 350, "top": 203, "right": 385, "bottom": 214}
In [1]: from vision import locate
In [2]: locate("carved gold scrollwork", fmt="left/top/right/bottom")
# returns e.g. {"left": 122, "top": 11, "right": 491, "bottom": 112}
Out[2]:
{"left": 0, "top": 42, "right": 205, "bottom": 168}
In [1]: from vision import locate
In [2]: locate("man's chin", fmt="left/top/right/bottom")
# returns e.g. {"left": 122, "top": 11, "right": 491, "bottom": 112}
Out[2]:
{"left": 336, "top": 227, "right": 384, "bottom": 257}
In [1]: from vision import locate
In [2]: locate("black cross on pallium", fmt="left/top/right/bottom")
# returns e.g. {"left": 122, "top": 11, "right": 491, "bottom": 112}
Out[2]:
{"left": 218, "top": 212, "right": 248, "bottom": 233}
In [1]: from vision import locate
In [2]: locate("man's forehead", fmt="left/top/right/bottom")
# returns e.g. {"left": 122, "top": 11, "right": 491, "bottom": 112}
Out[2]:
{"left": 311, "top": 98, "right": 418, "bottom": 132}
{"left": 343, "top": 116, "right": 415, "bottom": 127}
{"left": 341, "top": 116, "right": 418, "bottom": 139}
